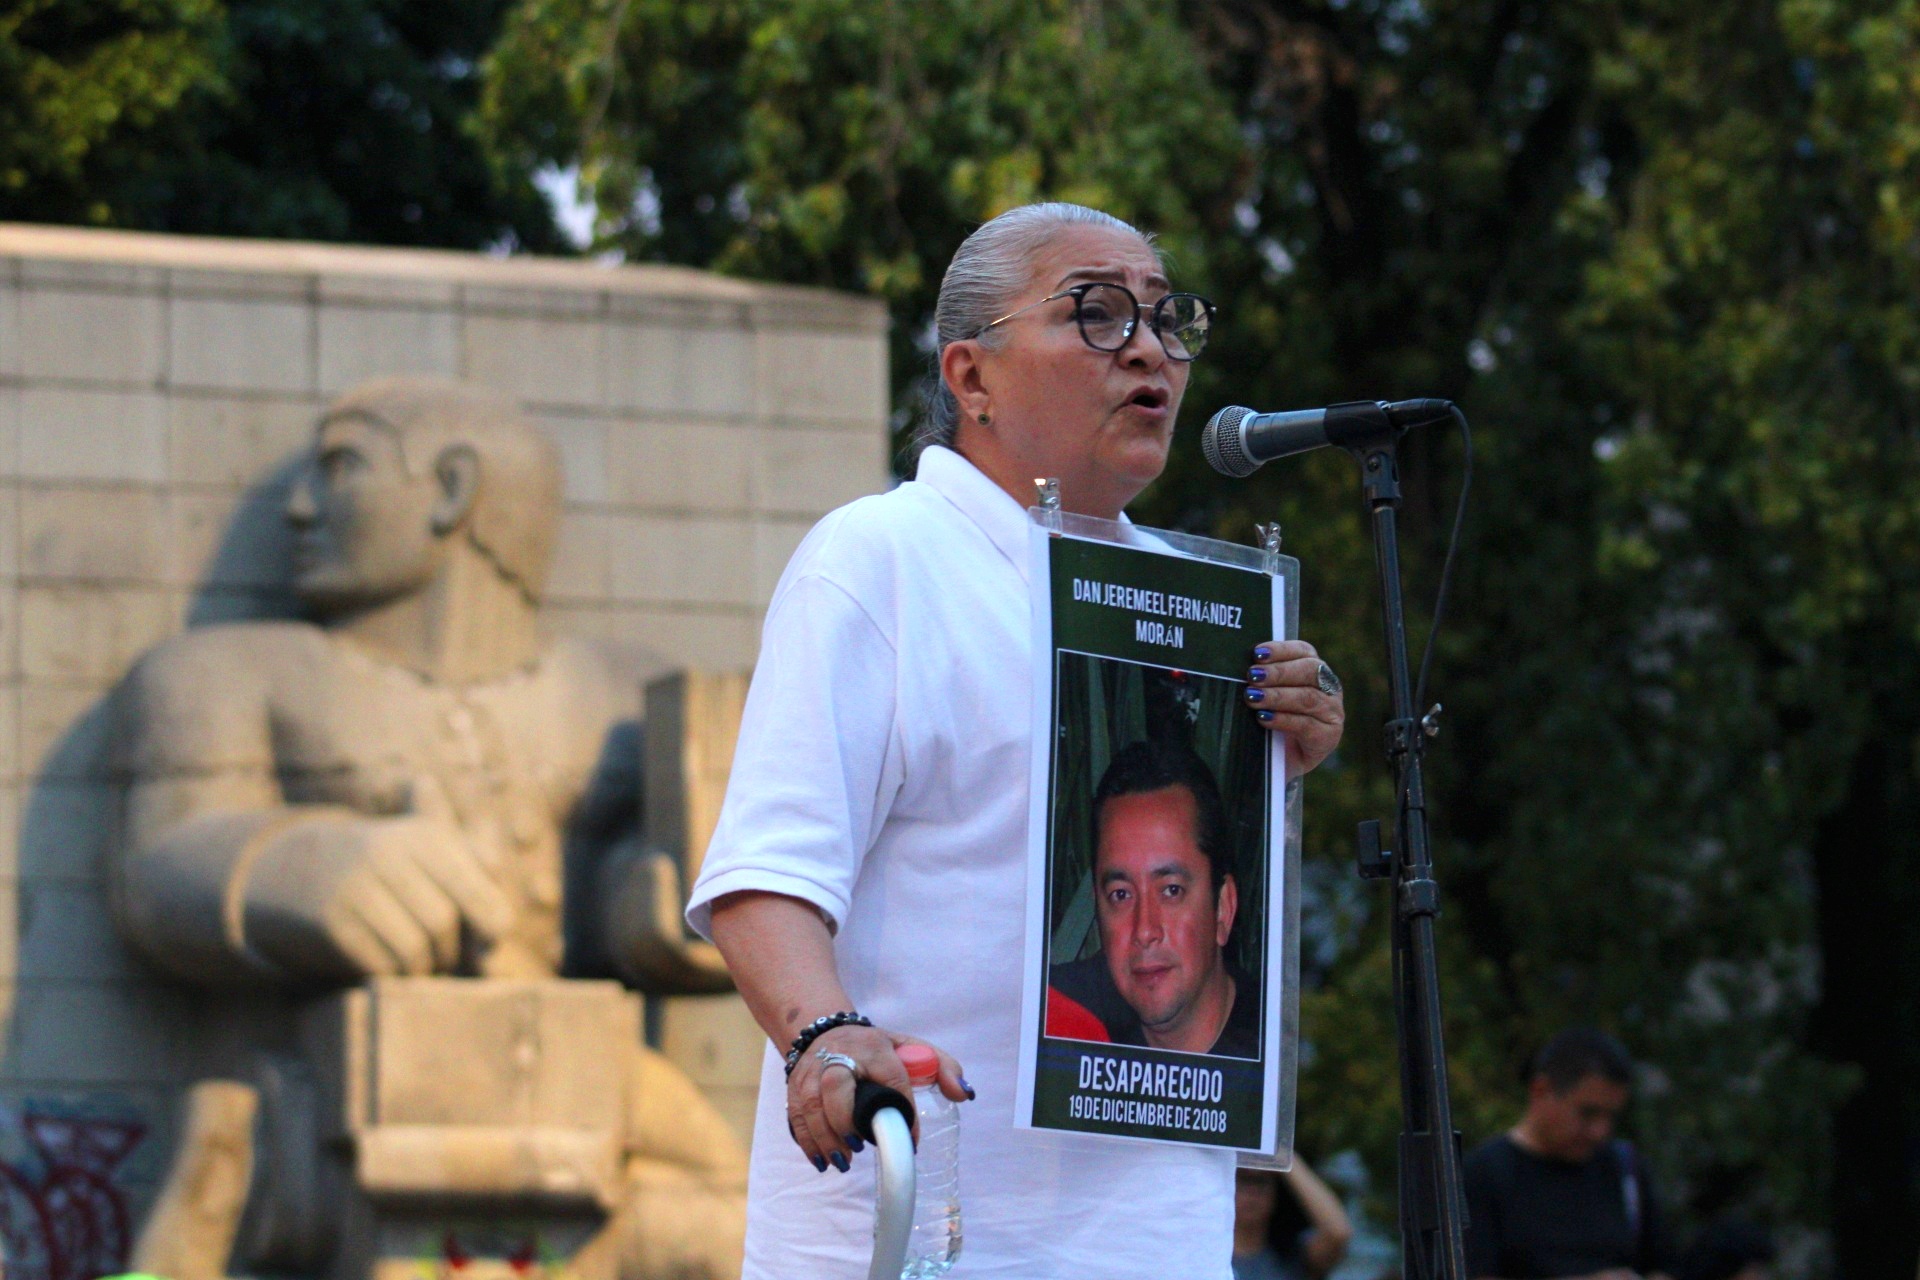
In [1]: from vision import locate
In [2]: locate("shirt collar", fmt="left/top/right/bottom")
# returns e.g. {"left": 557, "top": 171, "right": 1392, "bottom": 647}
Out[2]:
{"left": 912, "top": 445, "right": 1037, "bottom": 580}
{"left": 913, "top": 445, "right": 1136, "bottom": 581}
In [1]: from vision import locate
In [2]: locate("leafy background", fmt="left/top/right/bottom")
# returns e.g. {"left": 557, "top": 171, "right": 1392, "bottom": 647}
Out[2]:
{"left": 10, "top": 0, "right": 1920, "bottom": 1272}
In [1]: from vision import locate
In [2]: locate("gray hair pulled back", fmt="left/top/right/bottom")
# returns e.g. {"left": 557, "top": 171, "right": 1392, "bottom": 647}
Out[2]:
{"left": 916, "top": 202, "right": 1155, "bottom": 459}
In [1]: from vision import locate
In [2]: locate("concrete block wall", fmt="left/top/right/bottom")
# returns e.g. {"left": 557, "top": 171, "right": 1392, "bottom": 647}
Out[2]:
{"left": 0, "top": 224, "right": 891, "bottom": 1259}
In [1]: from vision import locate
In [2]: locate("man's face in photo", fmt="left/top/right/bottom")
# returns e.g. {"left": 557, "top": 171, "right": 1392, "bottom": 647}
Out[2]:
{"left": 1094, "top": 784, "right": 1237, "bottom": 1046}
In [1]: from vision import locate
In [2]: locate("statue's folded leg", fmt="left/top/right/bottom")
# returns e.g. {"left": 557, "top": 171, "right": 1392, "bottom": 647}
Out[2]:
{"left": 131, "top": 1080, "right": 259, "bottom": 1280}
{"left": 614, "top": 1042, "right": 748, "bottom": 1280}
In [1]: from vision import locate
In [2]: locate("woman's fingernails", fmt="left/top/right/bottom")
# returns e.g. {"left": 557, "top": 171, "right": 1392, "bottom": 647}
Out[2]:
{"left": 1257, "top": 710, "right": 1275, "bottom": 723}
{"left": 1254, "top": 646, "right": 1272, "bottom": 661}
{"left": 960, "top": 1077, "right": 977, "bottom": 1100}
{"left": 830, "top": 1152, "right": 850, "bottom": 1173}
{"left": 810, "top": 1154, "right": 828, "bottom": 1173}
{"left": 844, "top": 1133, "right": 865, "bottom": 1152}
{"left": 1249, "top": 667, "right": 1266, "bottom": 682}
{"left": 1245, "top": 687, "right": 1265, "bottom": 703}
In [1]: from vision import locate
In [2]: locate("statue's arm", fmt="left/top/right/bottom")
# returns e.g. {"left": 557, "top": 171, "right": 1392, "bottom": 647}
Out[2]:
{"left": 113, "top": 637, "right": 513, "bottom": 986}
{"left": 112, "top": 637, "right": 309, "bottom": 985}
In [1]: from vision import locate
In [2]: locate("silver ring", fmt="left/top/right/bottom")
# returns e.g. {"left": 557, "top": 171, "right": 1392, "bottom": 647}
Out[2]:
{"left": 1315, "top": 661, "right": 1342, "bottom": 697}
{"left": 815, "top": 1049, "right": 860, "bottom": 1078}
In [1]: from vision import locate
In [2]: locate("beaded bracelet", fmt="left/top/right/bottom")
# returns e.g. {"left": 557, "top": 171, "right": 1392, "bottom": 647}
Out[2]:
{"left": 784, "top": 1011, "right": 872, "bottom": 1078}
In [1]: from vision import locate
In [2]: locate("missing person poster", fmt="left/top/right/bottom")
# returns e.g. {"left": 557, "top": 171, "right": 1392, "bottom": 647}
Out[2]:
{"left": 1015, "top": 514, "right": 1288, "bottom": 1155}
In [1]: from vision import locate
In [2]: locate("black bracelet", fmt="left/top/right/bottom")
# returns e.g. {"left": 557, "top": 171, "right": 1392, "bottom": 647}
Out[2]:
{"left": 784, "top": 1011, "right": 872, "bottom": 1078}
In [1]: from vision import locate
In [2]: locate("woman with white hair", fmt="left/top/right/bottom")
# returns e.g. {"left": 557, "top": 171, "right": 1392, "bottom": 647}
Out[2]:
{"left": 686, "top": 203, "right": 1347, "bottom": 1277}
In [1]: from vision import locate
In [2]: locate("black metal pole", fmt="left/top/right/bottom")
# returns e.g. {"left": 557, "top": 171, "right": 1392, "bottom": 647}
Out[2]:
{"left": 1349, "top": 432, "right": 1469, "bottom": 1280}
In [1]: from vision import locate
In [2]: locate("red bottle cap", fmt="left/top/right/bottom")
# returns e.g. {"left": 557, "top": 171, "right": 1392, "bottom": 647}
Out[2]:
{"left": 897, "top": 1043, "right": 940, "bottom": 1085}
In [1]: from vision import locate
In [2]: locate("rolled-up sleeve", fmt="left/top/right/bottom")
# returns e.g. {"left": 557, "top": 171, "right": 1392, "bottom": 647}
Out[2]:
{"left": 685, "top": 566, "right": 901, "bottom": 940}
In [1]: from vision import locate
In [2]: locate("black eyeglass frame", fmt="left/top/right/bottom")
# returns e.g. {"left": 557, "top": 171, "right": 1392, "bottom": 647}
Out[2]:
{"left": 973, "top": 282, "right": 1218, "bottom": 361}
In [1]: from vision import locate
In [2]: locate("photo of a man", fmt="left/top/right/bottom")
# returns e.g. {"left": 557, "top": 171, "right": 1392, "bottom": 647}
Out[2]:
{"left": 1047, "top": 739, "right": 1261, "bottom": 1058}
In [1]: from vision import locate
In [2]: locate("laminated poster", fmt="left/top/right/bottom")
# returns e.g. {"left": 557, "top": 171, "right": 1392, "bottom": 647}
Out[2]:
{"left": 1015, "top": 511, "right": 1291, "bottom": 1156}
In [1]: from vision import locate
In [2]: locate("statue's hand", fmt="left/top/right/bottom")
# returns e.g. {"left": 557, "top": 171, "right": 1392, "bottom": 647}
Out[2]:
{"left": 242, "top": 816, "right": 514, "bottom": 981}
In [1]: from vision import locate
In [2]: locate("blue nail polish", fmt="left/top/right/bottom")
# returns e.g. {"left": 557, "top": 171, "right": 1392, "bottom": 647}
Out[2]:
{"left": 1249, "top": 667, "right": 1266, "bottom": 682}
{"left": 811, "top": 1154, "right": 828, "bottom": 1172}
{"left": 1254, "top": 646, "right": 1272, "bottom": 661}
{"left": 1257, "top": 710, "right": 1274, "bottom": 723}
{"left": 960, "top": 1076, "right": 977, "bottom": 1100}
{"left": 1245, "top": 688, "right": 1264, "bottom": 703}
{"left": 830, "top": 1152, "right": 850, "bottom": 1173}
{"left": 844, "top": 1133, "right": 865, "bottom": 1152}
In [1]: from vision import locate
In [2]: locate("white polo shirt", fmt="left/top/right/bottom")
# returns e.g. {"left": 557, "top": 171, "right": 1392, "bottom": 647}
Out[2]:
{"left": 687, "top": 445, "right": 1234, "bottom": 1279}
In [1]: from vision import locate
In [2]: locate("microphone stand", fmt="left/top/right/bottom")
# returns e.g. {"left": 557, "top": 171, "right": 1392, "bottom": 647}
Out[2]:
{"left": 1340, "top": 405, "right": 1470, "bottom": 1280}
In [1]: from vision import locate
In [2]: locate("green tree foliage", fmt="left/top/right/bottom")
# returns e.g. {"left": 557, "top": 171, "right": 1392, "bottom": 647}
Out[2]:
{"left": 1, "top": 0, "right": 560, "bottom": 249}
{"left": 0, "top": 0, "right": 225, "bottom": 221}
{"left": 479, "top": 0, "right": 1920, "bottom": 1264}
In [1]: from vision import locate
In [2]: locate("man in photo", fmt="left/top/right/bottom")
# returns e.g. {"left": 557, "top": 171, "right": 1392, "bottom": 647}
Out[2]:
{"left": 1048, "top": 739, "right": 1260, "bottom": 1057}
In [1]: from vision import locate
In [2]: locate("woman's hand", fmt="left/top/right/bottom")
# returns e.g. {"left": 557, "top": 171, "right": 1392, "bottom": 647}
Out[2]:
{"left": 785, "top": 1024, "right": 972, "bottom": 1173}
{"left": 1245, "top": 639, "right": 1345, "bottom": 775}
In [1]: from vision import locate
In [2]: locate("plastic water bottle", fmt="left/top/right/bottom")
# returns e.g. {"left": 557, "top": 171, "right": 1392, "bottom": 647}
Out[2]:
{"left": 894, "top": 1043, "right": 961, "bottom": 1278}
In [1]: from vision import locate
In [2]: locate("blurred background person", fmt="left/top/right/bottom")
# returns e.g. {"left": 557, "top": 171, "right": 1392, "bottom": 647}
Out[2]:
{"left": 1464, "top": 1028, "right": 1672, "bottom": 1279}
{"left": 1233, "top": 1157, "right": 1354, "bottom": 1280}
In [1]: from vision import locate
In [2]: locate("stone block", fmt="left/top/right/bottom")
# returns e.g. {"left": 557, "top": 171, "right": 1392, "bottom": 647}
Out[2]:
{"left": 461, "top": 284, "right": 603, "bottom": 318}
{"left": 19, "top": 257, "right": 165, "bottom": 291}
{"left": 169, "top": 296, "right": 315, "bottom": 394}
{"left": 17, "top": 882, "right": 141, "bottom": 981}
{"left": 311, "top": 978, "right": 637, "bottom": 1133}
{"left": 21, "top": 486, "right": 167, "bottom": 582}
{"left": 603, "top": 420, "right": 753, "bottom": 513}
{"left": 603, "top": 323, "right": 753, "bottom": 418}
{"left": 20, "top": 684, "right": 114, "bottom": 784}
{"left": 748, "top": 424, "right": 888, "bottom": 516}
{"left": 16, "top": 287, "right": 165, "bottom": 385}
{"left": 0, "top": 278, "right": 19, "bottom": 377}
{"left": 317, "top": 305, "right": 461, "bottom": 393}
{"left": 461, "top": 315, "right": 602, "bottom": 408}
{"left": 654, "top": 995, "right": 764, "bottom": 1146}
{"left": 167, "top": 267, "right": 309, "bottom": 301}
{"left": 19, "top": 584, "right": 178, "bottom": 683}
{"left": 19, "top": 781, "right": 116, "bottom": 884}
{"left": 168, "top": 393, "right": 318, "bottom": 488}
{"left": 542, "top": 603, "right": 759, "bottom": 671}
{"left": 0, "top": 876, "right": 13, "bottom": 977}
{"left": 317, "top": 275, "right": 459, "bottom": 309}
{"left": 605, "top": 516, "right": 755, "bottom": 608}
{"left": 0, "top": 785, "right": 19, "bottom": 878}
{"left": 0, "top": 686, "right": 18, "bottom": 785}
{"left": 18, "top": 386, "right": 168, "bottom": 484}
{"left": 755, "top": 329, "right": 888, "bottom": 425}
{"left": 0, "top": 582, "right": 16, "bottom": 683}
{"left": 545, "top": 509, "right": 612, "bottom": 602}
{"left": 533, "top": 414, "right": 609, "bottom": 504}
{"left": 6, "top": 980, "right": 188, "bottom": 1085}
{"left": 172, "top": 490, "right": 297, "bottom": 590}
{"left": 656, "top": 997, "right": 768, "bottom": 1097}
{"left": 0, "top": 389, "right": 17, "bottom": 478}
{"left": 751, "top": 519, "right": 811, "bottom": 606}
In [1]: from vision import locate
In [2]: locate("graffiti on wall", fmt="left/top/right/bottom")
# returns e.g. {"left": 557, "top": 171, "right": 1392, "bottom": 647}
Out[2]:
{"left": 0, "top": 1099, "right": 149, "bottom": 1280}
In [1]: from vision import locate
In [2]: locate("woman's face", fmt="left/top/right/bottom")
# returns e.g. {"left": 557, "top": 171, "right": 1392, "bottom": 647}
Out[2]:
{"left": 961, "top": 224, "right": 1190, "bottom": 516}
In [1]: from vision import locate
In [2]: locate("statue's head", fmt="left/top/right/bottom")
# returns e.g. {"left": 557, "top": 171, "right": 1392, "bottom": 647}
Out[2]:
{"left": 286, "top": 377, "right": 564, "bottom": 615}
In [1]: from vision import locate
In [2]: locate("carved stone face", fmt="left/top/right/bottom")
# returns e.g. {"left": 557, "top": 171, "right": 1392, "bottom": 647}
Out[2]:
{"left": 286, "top": 415, "right": 445, "bottom": 614}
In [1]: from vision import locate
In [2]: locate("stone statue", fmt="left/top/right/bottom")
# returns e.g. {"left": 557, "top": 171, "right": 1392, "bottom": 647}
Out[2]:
{"left": 110, "top": 377, "right": 744, "bottom": 1280}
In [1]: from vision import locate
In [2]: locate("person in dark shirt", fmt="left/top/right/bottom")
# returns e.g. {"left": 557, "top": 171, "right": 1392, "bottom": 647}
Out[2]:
{"left": 1464, "top": 1028, "right": 1672, "bottom": 1279}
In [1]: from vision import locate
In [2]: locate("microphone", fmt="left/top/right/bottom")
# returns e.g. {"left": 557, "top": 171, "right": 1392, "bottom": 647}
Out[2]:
{"left": 1202, "top": 399, "right": 1455, "bottom": 477}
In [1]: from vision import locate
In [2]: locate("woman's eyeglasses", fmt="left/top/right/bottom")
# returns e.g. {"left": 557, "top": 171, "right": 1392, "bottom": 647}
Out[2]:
{"left": 973, "top": 282, "right": 1216, "bottom": 361}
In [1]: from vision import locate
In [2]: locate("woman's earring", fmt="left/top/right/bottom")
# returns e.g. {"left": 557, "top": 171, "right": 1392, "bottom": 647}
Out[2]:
{"left": 978, "top": 412, "right": 991, "bottom": 425}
